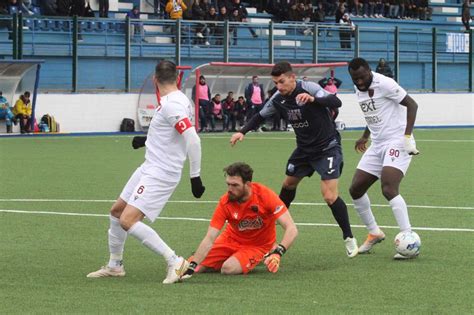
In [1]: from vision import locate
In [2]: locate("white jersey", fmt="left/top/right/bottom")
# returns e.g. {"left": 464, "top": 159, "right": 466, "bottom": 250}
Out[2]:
{"left": 143, "top": 90, "right": 194, "bottom": 180}
{"left": 354, "top": 72, "right": 407, "bottom": 145}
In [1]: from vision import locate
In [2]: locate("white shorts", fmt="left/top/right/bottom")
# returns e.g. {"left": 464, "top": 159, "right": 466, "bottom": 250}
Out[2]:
{"left": 119, "top": 165, "right": 180, "bottom": 222}
{"left": 357, "top": 139, "right": 413, "bottom": 178}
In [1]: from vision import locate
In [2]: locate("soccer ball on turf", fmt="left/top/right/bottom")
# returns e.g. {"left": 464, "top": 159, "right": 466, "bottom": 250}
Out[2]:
{"left": 394, "top": 231, "right": 421, "bottom": 257}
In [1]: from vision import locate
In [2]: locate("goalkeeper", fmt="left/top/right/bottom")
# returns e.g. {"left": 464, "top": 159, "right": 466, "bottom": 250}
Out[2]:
{"left": 182, "top": 162, "right": 298, "bottom": 278}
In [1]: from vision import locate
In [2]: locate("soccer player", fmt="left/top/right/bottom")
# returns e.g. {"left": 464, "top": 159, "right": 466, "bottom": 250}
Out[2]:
{"left": 181, "top": 162, "right": 298, "bottom": 278}
{"left": 347, "top": 57, "right": 420, "bottom": 259}
{"left": 230, "top": 61, "right": 358, "bottom": 258}
{"left": 87, "top": 60, "right": 206, "bottom": 283}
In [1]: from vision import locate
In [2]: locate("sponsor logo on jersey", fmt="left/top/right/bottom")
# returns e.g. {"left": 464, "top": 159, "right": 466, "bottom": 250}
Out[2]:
{"left": 359, "top": 99, "right": 377, "bottom": 113}
{"left": 290, "top": 120, "right": 310, "bottom": 128}
{"left": 238, "top": 216, "right": 264, "bottom": 231}
{"left": 287, "top": 109, "right": 303, "bottom": 121}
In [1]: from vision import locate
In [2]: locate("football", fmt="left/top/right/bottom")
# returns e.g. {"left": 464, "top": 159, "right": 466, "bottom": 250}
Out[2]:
{"left": 394, "top": 231, "right": 421, "bottom": 257}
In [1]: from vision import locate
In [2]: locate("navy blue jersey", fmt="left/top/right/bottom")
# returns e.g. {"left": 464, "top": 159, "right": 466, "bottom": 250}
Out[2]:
{"left": 260, "top": 80, "right": 341, "bottom": 155}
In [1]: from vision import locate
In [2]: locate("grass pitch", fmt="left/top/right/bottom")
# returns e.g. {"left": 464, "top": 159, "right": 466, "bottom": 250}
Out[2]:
{"left": 0, "top": 129, "right": 473, "bottom": 314}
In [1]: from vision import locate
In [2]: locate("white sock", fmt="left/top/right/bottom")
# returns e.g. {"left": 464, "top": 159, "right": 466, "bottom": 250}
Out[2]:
{"left": 353, "top": 194, "right": 381, "bottom": 235}
{"left": 128, "top": 221, "right": 178, "bottom": 265}
{"left": 108, "top": 215, "right": 127, "bottom": 268}
{"left": 389, "top": 195, "right": 412, "bottom": 232}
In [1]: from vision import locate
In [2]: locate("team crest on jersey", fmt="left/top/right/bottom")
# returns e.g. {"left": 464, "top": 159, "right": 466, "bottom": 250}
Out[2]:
{"left": 287, "top": 109, "right": 303, "bottom": 121}
{"left": 238, "top": 216, "right": 264, "bottom": 231}
{"left": 250, "top": 205, "right": 259, "bottom": 213}
{"left": 368, "top": 88, "right": 374, "bottom": 98}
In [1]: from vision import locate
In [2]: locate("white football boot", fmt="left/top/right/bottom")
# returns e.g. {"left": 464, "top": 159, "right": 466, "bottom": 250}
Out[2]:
{"left": 358, "top": 231, "right": 386, "bottom": 254}
{"left": 344, "top": 237, "right": 359, "bottom": 258}
{"left": 162, "top": 257, "right": 189, "bottom": 284}
{"left": 87, "top": 265, "right": 125, "bottom": 278}
{"left": 393, "top": 253, "right": 419, "bottom": 260}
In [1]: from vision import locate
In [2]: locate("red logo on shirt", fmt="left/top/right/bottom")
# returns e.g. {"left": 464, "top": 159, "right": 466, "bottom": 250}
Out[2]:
{"left": 175, "top": 117, "right": 192, "bottom": 134}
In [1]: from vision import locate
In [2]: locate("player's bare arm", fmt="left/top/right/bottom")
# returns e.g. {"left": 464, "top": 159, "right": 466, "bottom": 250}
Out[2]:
{"left": 355, "top": 126, "right": 371, "bottom": 153}
{"left": 399, "top": 95, "right": 420, "bottom": 155}
{"left": 264, "top": 211, "right": 298, "bottom": 273}
{"left": 297, "top": 92, "right": 342, "bottom": 108}
{"left": 181, "top": 226, "right": 220, "bottom": 278}
{"left": 230, "top": 113, "right": 266, "bottom": 146}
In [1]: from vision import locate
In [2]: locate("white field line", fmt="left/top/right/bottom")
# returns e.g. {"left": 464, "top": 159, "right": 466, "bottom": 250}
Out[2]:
{"left": 0, "top": 198, "right": 472, "bottom": 210}
{"left": 0, "top": 208, "right": 473, "bottom": 232}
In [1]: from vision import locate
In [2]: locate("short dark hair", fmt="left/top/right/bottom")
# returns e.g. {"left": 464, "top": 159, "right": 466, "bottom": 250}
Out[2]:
{"left": 348, "top": 58, "right": 370, "bottom": 72}
{"left": 271, "top": 61, "right": 293, "bottom": 77}
{"left": 24, "top": 91, "right": 31, "bottom": 97}
{"left": 155, "top": 60, "right": 178, "bottom": 85}
{"left": 223, "top": 162, "right": 253, "bottom": 183}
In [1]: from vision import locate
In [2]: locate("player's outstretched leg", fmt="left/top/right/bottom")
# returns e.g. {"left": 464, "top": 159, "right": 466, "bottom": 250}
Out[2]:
{"left": 352, "top": 193, "right": 385, "bottom": 254}
{"left": 279, "top": 187, "right": 296, "bottom": 208}
{"left": 87, "top": 214, "right": 128, "bottom": 278}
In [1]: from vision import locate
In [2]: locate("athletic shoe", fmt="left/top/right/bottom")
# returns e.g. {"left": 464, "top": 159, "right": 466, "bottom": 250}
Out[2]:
{"left": 162, "top": 256, "right": 189, "bottom": 284}
{"left": 86, "top": 265, "right": 125, "bottom": 278}
{"left": 394, "top": 253, "right": 419, "bottom": 260}
{"left": 358, "top": 231, "right": 386, "bottom": 254}
{"left": 344, "top": 237, "right": 359, "bottom": 258}
{"left": 196, "top": 32, "right": 204, "bottom": 38}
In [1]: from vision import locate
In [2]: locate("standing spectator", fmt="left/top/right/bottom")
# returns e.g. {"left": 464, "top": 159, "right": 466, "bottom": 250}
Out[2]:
{"left": 339, "top": 13, "right": 355, "bottom": 49}
{"left": 192, "top": 75, "right": 213, "bottom": 132}
{"left": 215, "top": 5, "right": 229, "bottom": 46}
{"left": 233, "top": 96, "right": 247, "bottom": 130}
{"left": 375, "top": 58, "right": 394, "bottom": 78}
{"left": 222, "top": 91, "right": 235, "bottom": 131}
{"left": 12, "top": 91, "right": 32, "bottom": 134}
{"left": 205, "top": 6, "right": 219, "bottom": 44}
{"left": 419, "top": 0, "right": 432, "bottom": 20}
{"left": 192, "top": 0, "right": 210, "bottom": 46}
{"left": 99, "top": 0, "right": 109, "bottom": 18}
{"left": 40, "top": 0, "right": 58, "bottom": 16}
{"left": 229, "top": 0, "right": 258, "bottom": 39}
{"left": 244, "top": 75, "right": 265, "bottom": 123}
{"left": 462, "top": 0, "right": 472, "bottom": 31}
{"left": 126, "top": 6, "right": 146, "bottom": 42}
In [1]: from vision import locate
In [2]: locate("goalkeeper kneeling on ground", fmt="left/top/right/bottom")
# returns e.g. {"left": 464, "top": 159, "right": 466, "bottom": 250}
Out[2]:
{"left": 180, "top": 162, "right": 298, "bottom": 280}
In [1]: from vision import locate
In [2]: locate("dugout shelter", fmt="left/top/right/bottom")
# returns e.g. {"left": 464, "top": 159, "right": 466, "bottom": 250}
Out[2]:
{"left": 181, "top": 62, "right": 347, "bottom": 131}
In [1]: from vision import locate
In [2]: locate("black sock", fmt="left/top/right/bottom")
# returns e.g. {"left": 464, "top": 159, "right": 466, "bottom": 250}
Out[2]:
{"left": 279, "top": 187, "right": 296, "bottom": 208}
{"left": 329, "top": 197, "right": 353, "bottom": 239}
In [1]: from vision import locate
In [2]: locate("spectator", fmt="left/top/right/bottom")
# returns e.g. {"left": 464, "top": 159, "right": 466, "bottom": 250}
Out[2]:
{"left": 233, "top": 96, "right": 247, "bottom": 130}
{"left": 40, "top": 0, "right": 58, "bottom": 16}
{"left": 339, "top": 13, "right": 355, "bottom": 49}
{"left": 388, "top": 0, "right": 399, "bottom": 18}
{"left": 154, "top": 0, "right": 167, "bottom": 17}
{"left": 222, "top": 91, "right": 235, "bottom": 131}
{"left": 205, "top": 6, "right": 219, "bottom": 44}
{"left": 375, "top": 58, "right": 394, "bottom": 78}
{"left": 0, "top": 91, "right": 15, "bottom": 133}
{"left": 210, "top": 94, "right": 227, "bottom": 131}
{"left": 318, "top": 77, "right": 342, "bottom": 94}
{"left": 462, "top": 0, "right": 471, "bottom": 31}
{"left": 99, "top": 0, "right": 109, "bottom": 18}
{"left": 419, "top": 0, "right": 432, "bottom": 20}
{"left": 244, "top": 75, "right": 265, "bottom": 121}
{"left": 192, "top": 75, "right": 213, "bottom": 132}
{"left": 215, "top": 5, "right": 228, "bottom": 46}
{"left": 165, "top": 0, "right": 187, "bottom": 20}
{"left": 12, "top": 91, "right": 32, "bottom": 134}
{"left": 229, "top": 0, "right": 258, "bottom": 39}
{"left": 192, "top": 0, "right": 210, "bottom": 46}
{"left": 127, "top": 6, "right": 147, "bottom": 42}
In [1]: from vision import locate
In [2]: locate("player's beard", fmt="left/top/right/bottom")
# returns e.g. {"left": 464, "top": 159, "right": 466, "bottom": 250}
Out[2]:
{"left": 228, "top": 189, "right": 249, "bottom": 203}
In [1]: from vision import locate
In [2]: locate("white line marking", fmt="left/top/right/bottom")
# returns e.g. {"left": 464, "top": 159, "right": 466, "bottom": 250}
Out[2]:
{"left": 1, "top": 209, "right": 472, "bottom": 232}
{"left": 0, "top": 199, "right": 472, "bottom": 210}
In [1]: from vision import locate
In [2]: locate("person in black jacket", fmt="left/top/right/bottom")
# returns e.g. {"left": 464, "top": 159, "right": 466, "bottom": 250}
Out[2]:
{"left": 375, "top": 58, "right": 394, "bottom": 78}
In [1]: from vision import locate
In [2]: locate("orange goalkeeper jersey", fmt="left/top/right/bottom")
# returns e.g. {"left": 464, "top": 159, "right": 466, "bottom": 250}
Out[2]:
{"left": 210, "top": 182, "right": 288, "bottom": 247}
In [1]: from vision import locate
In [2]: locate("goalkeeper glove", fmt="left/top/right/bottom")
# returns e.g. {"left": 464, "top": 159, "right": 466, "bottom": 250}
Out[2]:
{"left": 403, "top": 135, "right": 419, "bottom": 155}
{"left": 190, "top": 176, "right": 205, "bottom": 198}
{"left": 132, "top": 136, "right": 147, "bottom": 149}
{"left": 181, "top": 261, "right": 198, "bottom": 280}
{"left": 264, "top": 244, "right": 286, "bottom": 273}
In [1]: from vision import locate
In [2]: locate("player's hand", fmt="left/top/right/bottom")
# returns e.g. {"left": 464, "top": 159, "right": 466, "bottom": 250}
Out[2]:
{"left": 132, "top": 136, "right": 147, "bottom": 149}
{"left": 355, "top": 137, "right": 368, "bottom": 153}
{"left": 190, "top": 176, "right": 205, "bottom": 198}
{"left": 181, "top": 261, "right": 198, "bottom": 280}
{"left": 264, "top": 254, "right": 280, "bottom": 273}
{"left": 263, "top": 244, "right": 286, "bottom": 273}
{"left": 230, "top": 132, "right": 244, "bottom": 146}
{"left": 295, "top": 93, "right": 314, "bottom": 106}
{"left": 404, "top": 135, "right": 419, "bottom": 155}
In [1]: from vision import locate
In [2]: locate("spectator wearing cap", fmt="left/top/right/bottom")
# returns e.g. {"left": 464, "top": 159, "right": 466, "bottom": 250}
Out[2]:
{"left": 126, "top": 5, "right": 147, "bottom": 42}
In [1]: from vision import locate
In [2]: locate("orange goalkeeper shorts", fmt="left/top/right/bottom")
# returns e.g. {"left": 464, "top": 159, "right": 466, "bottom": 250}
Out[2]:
{"left": 201, "top": 234, "right": 271, "bottom": 274}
